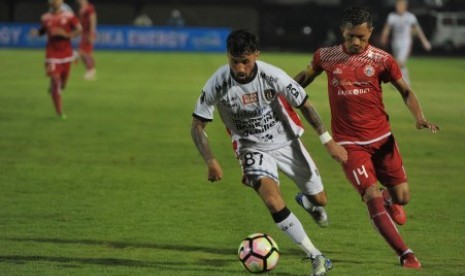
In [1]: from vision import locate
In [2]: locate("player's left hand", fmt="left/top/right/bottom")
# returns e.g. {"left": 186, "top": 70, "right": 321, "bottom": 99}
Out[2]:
{"left": 423, "top": 41, "right": 432, "bottom": 51}
{"left": 325, "top": 140, "right": 348, "bottom": 164}
{"left": 416, "top": 119, "right": 440, "bottom": 133}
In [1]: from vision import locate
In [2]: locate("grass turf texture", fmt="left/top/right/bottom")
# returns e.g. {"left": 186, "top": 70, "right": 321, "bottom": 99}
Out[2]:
{"left": 0, "top": 49, "right": 464, "bottom": 275}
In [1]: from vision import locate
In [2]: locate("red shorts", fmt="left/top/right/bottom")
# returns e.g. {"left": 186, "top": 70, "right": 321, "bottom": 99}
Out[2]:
{"left": 341, "top": 135, "right": 407, "bottom": 195}
{"left": 79, "top": 36, "right": 94, "bottom": 54}
{"left": 45, "top": 62, "right": 71, "bottom": 87}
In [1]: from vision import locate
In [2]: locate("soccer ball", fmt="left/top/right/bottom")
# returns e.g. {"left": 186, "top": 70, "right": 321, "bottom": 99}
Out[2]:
{"left": 238, "top": 233, "right": 280, "bottom": 273}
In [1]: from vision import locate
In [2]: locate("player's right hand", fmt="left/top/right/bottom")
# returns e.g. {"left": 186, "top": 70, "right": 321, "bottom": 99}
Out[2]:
{"left": 325, "top": 140, "right": 348, "bottom": 164}
{"left": 207, "top": 158, "right": 223, "bottom": 182}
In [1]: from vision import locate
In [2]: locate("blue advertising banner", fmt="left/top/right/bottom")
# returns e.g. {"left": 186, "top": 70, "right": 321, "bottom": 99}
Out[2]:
{"left": 0, "top": 23, "right": 230, "bottom": 52}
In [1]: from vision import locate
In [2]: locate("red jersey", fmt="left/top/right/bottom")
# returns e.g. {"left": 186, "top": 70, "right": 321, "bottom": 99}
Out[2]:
{"left": 40, "top": 10, "right": 80, "bottom": 62}
{"left": 311, "top": 44, "right": 402, "bottom": 145}
{"left": 79, "top": 3, "right": 96, "bottom": 35}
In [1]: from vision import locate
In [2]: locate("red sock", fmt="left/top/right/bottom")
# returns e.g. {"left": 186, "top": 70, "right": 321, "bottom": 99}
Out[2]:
{"left": 367, "top": 197, "right": 408, "bottom": 256}
{"left": 82, "top": 53, "right": 95, "bottom": 70}
{"left": 50, "top": 77, "right": 63, "bottom": 115}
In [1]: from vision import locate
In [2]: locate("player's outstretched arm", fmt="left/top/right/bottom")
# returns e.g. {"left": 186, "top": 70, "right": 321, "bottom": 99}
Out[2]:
{"left": 191, "top": 118, "right": 223, "bottom": 182}
{"left": 413, "top": 24, "right": 432, "bottom": 51}
{"left": 393, "top": 78, "right": 440, "bottom": 133}
{"left": 294, "top": 66, "right": 320, "bottom": 89}
{"left": 299, "top": 100, "right": 348, "bottom": 163}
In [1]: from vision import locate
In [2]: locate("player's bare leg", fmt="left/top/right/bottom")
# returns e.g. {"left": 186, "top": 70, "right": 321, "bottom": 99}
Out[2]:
{"left": 364, "top": 185, "right": 421, "bottom": 269}
{"left": 50, "top": 75, "right": 65, "bottom": 119}
{"left": 296, "top": 191, "right": 329, "bottom": 227}
{"left": 254, "top": 178, "right": 332, "bottom": 275}
{"left": 79, "top": 49, "right": 96, "bottom": 80}
{"left": 381, "top": 182, "right": 409, "bottom": 225}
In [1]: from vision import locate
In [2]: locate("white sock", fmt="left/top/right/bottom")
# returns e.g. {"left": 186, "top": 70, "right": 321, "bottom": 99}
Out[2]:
{"left": 275, "top": 212, "right": 321, "bottom": 257}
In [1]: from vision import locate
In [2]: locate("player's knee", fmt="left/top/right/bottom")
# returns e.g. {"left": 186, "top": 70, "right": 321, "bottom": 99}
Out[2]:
{"left": 362, "top": 185, "right": 382, "bottom": 202}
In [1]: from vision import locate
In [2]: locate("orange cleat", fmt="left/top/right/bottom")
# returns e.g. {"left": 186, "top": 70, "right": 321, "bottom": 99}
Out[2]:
{"left": 400, "top": 252, "right": 421, "bottom": 269}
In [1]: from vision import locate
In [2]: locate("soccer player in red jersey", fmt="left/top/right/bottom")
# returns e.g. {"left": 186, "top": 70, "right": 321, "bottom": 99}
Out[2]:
{"left": 77, "top": 0, "right": 97, "bottom": 80}
{"left": 31, "top": 0, "right": 82, "bottom": 119}
{"left": 294, "top": 6, "right": 439, "bottom": 269}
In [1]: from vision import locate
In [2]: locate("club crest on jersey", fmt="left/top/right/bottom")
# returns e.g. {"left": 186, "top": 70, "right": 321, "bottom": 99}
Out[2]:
{"left": 264, "top": 89, "right": 276, "bottom": 101}
{"left": 364, "top": 65, "right": 375, "bottom": 77}
{"left": 242, "top": 92, "right": 258, "bottom": 105}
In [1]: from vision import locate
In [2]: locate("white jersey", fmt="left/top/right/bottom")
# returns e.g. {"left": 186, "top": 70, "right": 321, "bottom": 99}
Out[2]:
{"left": 386, "top": 11, "right": 418, "bottom": 44}
{"left": 193, "top": 60, "right": 308, "bottom": 152}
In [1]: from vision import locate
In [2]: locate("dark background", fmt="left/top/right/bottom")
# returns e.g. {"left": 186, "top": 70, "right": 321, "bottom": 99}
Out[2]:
{"left": 1, "top": 0, "right": 464, "bottom": 53}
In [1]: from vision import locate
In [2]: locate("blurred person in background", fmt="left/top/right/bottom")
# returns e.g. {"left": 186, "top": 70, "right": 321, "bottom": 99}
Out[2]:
{"left": 76, "top": 0, "right": 97, "bottom": 80}
{"left": 294, "top": 6, "right": 439, "bottom": 269}
{"left": 381, "top": 0, "right": 431, "bottom": 85}
{"left": 166, "top": 9, "right": 185, "bottom": 27}
{"left": 133, "top": 14, "right": 153, "bottom": 26}
{"left": 30, "top": 0, "right": 82, "bottom": 119}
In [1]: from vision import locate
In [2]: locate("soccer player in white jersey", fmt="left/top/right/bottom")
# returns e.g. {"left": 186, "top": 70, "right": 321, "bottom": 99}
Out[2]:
{"left": 191, "top": 29, "right": 347, "bottom": 276}
{"left": 381, "top": 0, "right": 431, "bottom": 84}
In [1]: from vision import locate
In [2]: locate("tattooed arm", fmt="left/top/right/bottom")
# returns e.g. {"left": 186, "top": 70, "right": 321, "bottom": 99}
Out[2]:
{"left": 191, "top": 117, "right": 223, "bottom": 182}
{"left": 299, "top": 100, "right": 348, "bottom": 163}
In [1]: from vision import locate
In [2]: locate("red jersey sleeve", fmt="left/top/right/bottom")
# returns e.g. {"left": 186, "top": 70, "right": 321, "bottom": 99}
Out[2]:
{"left": 310, "top": 48, "right": 324, "bottom": 74}
{"left": 381, "top": 55, "right": 403, "bottom": 83}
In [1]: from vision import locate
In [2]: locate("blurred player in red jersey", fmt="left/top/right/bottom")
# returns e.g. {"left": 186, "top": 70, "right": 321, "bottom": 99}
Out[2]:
{"left": 31, "top": 0, "right": 82, "bottom": 119}
{"left": 294, "top": 6, "right": 439, "bottom": 269}
{"left": 76, "top": 0, "right": 97, "bottom": 80}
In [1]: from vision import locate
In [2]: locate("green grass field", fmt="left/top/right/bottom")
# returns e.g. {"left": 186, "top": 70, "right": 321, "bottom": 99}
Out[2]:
{"left": 0, "top": 49, "right": 464, "bottom": 275}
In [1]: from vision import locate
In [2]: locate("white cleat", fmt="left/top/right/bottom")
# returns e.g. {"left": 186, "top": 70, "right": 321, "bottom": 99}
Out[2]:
{"left": 84, "top": 68, "right": 97, "bottom": 80}
{"left": 296, "top": 193, "right": 329, "bottom": 228}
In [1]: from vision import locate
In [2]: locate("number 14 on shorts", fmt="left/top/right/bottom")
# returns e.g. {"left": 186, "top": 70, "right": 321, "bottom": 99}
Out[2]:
{"left": 352, "top": 165, "right": 368, "bottom": 185}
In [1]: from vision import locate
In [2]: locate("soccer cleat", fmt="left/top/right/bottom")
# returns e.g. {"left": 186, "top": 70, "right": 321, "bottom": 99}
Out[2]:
{"left": 381, "top": 189, "right": 407, "bottom": 225}
{"left": 296, "top": 193, "right": 329, "bottom": 228}
{"left": 84, "top": 68, "right": 97, "bottom": 80}
{"left": 400, "top": 252, "right": 421, "bottom": 269}
{"left": 310, "top": 255, "right": 333, "bottom": 276}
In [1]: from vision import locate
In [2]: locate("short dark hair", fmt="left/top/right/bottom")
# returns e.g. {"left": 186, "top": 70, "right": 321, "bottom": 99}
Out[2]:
{"left": 341, "top": 6, "right": 373, "bottom": 28}
{"left": 226, "top": 29, "right": 259, "bottom": 57}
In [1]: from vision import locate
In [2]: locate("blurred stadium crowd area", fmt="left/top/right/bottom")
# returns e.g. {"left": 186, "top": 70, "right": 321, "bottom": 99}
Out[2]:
{"left": 0, "top": 0, "right": 464, "bottom": 53}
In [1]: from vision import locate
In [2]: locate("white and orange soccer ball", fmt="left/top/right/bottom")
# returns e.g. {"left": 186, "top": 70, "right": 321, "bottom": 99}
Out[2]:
{"left": 238, "top": 233, "right": 280, "bottom": 273}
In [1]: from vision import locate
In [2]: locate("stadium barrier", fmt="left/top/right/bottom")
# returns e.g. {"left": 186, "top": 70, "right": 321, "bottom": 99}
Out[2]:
{"left": 0, "top": 23, "right": 230, "bottom": 52}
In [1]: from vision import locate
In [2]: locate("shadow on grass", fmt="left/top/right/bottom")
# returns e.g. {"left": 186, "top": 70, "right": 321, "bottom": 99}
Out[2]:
{"left": 2, "top": 238, "right": 311, "bottom": 275}
{"left": 0, "top": 255, "right": 245, "bottom": 274}
{"left": 8, "top": 237, "right": 235, "bottom": 255}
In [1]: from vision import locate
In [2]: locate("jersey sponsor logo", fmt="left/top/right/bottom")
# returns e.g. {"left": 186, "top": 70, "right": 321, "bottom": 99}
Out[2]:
{"left": 231, "top": 107, "right": 266, "bottom": 118}
{"left": 242, "top": 92, "right": 258, "bottom": 105}
{"left": 233, "top": 110, "right": 277, "bottom": 137}
{"left": 286, "top": 83, "right": 300, "bottom": 98}
{"left": 333, "top": 67, "right": 342, "bottom": 75}
{"left": 364, "top": 65, "right": 375, "bottom": 77}
{"left": 264, "top": 89, "right": 276, "bottom": 101}
{"left": 337, "top": 88, "right": 370, "bottom": 96}
{"left": 260, "top": 72, "right": 278, "bottom": 84}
